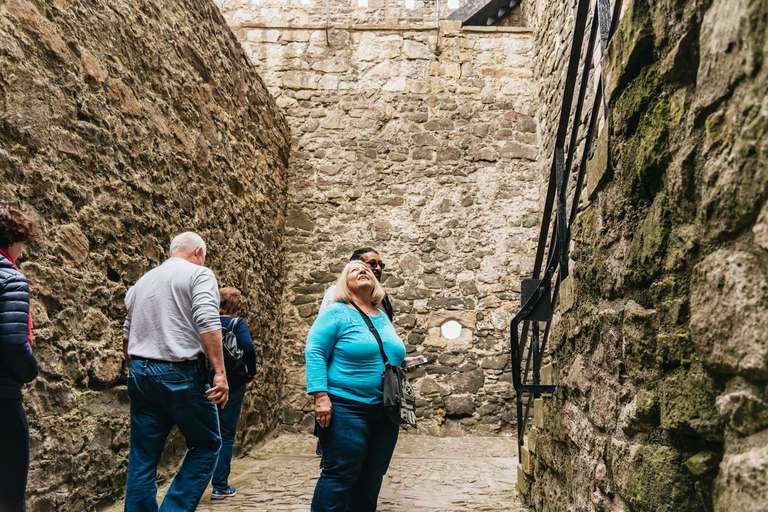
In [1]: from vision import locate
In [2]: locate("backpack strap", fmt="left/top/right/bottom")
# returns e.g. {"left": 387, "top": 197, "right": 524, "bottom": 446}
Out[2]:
{"left": 350, "top": 302, "right": 390, "bottom": 366}
{"left": 224, "top": 317, "right": 240, "bottom": 347}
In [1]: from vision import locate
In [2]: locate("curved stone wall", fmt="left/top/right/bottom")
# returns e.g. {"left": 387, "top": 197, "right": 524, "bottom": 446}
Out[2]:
{"left": 0, "top": 0, "right": 289, "bottom": 509}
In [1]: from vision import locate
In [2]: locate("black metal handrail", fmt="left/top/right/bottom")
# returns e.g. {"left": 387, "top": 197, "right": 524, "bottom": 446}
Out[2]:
{"left": 510, "top": 0, "right": 622, "bottom": 461}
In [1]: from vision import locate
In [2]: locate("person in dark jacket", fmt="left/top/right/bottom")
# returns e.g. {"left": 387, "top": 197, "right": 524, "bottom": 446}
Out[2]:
{"left": 0, "top": 204, "right": 39, "bottom": 512}
{"left": 210, "top": 287, "right": 257, "bottom": 500}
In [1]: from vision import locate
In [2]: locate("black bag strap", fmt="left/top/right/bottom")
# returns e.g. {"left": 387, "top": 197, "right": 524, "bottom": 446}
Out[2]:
{"left": 350, "top": 302, "right": 390, "bottom": 366}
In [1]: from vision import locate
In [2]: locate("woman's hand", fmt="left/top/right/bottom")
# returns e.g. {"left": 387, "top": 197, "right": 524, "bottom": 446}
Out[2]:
{"left": 402, "top": 356, "right": 423, "bottom": 374}
{"left": 314, "top": 391, "right": 332, "bottom": 427}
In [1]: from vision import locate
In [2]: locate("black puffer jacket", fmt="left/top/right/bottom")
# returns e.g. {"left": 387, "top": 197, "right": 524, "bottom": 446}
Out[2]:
{"left": 0, "top": 254, "right": 38, "bottom": 399}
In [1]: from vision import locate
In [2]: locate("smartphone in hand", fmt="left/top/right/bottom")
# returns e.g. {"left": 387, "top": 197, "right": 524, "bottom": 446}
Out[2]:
{"left": 402, "top": 356, "right": 428, "bottom": 369}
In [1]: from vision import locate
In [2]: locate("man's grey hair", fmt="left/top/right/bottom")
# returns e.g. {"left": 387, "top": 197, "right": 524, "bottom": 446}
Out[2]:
{"left": 169, "top": 232, "right": 206, "bottom": 257}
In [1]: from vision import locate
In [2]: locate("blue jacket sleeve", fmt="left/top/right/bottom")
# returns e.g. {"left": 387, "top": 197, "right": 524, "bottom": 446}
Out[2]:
{"left": 234, "top": 318, "right": 257, "bottom": 377}
{"left": 0, "top": 272, "right": 39, "bottom": 385}
{"left": 305, "top": 308, "right": 339, "bottom": 395}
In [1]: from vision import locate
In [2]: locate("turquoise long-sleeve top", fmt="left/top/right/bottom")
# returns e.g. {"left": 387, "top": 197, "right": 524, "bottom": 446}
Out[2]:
{"left": 305, "top": 302, "right": 406, "bottom": 404}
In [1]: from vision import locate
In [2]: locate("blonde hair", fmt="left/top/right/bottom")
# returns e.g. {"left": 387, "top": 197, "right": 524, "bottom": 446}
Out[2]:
{"left": 333, "top": 261, "right": 385, "bottom": 306}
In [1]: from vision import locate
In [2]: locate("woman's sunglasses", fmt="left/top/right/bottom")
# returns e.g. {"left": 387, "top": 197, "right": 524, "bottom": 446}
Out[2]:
{"left": 364, "top": 260, "right": 386, "bottom": 269}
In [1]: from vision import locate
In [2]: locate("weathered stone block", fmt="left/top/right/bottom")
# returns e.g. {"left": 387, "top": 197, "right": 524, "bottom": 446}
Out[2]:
{"left": 528, "top": 426, "right": 538, "bottom": 454}
{"left": 282, "top": 70, "right": 319, "bottom": 89}
{"left": 612, "top": 440, "right": 698, "bottom": 512}
{"left": 684, "top": 450, "right": 719, "bottom": 476}
{"left": 57, "top": 224, "right": 89, "bottom": 266}
{"left": 714, "top": 429, "right": 768, "bottom": 512}
{"left": 450, "top": 369, "right": 484, "bottom": 394}
{"left": 499, "top": 141, "right": 536, "bottom": 160}
{"left": 444, "top": 395, "right": 475, "bottom": 416}
{"left": 716, "top": 378, "right": 768, "bottom": 436}
{"left": 412, "top": 132, "right": 439, "bottom": 147}
{"left": 419, "top": 378, "right": 441, "bottom": 396}
{"left": 521, "top": 445, "right": 534, "bottom": 475}
{"left": 559, "top": 275, "right": 575, "bottom": 312}
{"left": 516, "top": 464, "right": 531, "bottom": 498}
{"left": 403, "top": 40, "right": 431, "bottom": 60}
{"left": 383, "top": 76, "right": 407, "bottom": 91}
{"left": 695, "top": 0, "right": 759, "bottom": 112}
{"left": 540, "top": 364, "right": 553, "bottom": 386}
{"left": 660, "top": 362, "right": 724, "bottom": 441}
{"left": 534, "top": 398, "right": 544, "bottom": 429}
{"left": 603, "top": 1, "right": 653, "bottom": 104}
{"left": 655, "top": 332, "right": 695, "bottom": 367}
{"left": 480, "top": 355, "right": 509, "bottom": 370}
{"left": 691, "top": 249, "right": 768, "bottom": 380}
{"left": 424, "top": 118, "right": 454, "bottom": 131}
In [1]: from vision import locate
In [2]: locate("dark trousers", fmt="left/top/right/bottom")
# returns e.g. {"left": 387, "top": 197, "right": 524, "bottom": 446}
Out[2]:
{"left": 0, "top": 398, "right": 29, "bottom": 512}
{"left": 311, "top": 395, "right": 400, "bottom": 512}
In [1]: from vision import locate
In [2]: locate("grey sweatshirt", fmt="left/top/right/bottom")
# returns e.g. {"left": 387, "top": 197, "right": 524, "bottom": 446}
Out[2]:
{"left": 123, "top": 258, "right": 220, "bottom": 362}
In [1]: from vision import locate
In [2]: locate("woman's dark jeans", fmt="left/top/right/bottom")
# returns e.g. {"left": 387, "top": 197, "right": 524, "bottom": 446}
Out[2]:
{"left": 211, "top": 382, "right": 246, "bottom": 490}
{"left": 0, "top": 398, "right": 29, "bottom": 512}
{"left": 312, "top": 395, "right": 399, "bottom": 512}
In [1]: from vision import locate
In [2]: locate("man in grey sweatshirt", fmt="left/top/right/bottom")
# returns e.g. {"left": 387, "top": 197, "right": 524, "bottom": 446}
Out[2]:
{"left": 122, "top": 232, "right": 228, "bottom": 512}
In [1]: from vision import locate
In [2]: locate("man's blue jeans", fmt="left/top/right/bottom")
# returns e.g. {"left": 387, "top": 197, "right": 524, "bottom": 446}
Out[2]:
{"left": 311, "top": 395, "right": 400, "bottom": 512}
{"left": 211, "top": 382, "right": 246, "bottom": 490}
{"left": 125, "top": 359, "right": 221, "bottom": 512}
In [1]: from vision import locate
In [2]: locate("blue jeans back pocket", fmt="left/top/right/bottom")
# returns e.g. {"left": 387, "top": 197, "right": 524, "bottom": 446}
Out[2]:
{"left": 156, "top": 374, "right": 194, "bottom": 410}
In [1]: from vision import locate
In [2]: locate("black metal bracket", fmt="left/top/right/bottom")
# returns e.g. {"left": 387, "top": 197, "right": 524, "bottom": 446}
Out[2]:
{"left": 510, "top": 0, "right": 619, "bottom": 464}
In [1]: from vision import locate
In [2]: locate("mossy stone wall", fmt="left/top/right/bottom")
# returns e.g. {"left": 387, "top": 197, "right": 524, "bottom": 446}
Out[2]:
{"left": 525, "top": 0, "right": 768, "bottom": 510}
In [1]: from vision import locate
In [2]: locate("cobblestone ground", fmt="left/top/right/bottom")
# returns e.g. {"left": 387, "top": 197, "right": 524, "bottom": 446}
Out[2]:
{"left": 109, "top": 432, "right": 528, "bottom": 511}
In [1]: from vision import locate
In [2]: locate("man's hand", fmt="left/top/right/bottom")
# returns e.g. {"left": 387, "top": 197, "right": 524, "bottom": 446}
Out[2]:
{"left": 200, "top": 329, "right": 229, "bottom": 408}
{"left": 314, "top": 391, "right": 332, "bottom": 428}
{"left": 123, "top": 338, "right": 132, "bottom": 365}
{"left": 206, "top": 371, "right": 229, "bottom": 408}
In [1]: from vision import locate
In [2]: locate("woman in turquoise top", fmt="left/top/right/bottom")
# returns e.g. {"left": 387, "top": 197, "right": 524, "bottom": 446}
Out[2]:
{"left": 305, "top": 261, "right": 417, "bottom": 512}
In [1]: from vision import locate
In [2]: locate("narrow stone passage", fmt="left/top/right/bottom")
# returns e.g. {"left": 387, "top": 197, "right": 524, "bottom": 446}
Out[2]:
{"left": 110, "top": 432, "right": 526, "bottom": 511}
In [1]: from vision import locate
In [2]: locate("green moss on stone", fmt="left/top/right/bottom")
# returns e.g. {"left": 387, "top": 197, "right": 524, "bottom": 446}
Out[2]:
{"left": 656, "top": 332, "right": 696, "bottom": 367}
{"left": 614, "top": 64, "right": 661, "bottom": 139}
{"left": 624, "top": 191, "right": 671, "bottom": 286}
{"left": 571, "top": 205, "right": 595, "bottom": 245}
{"left": 620, "top": 96, "right": 673, "bottom": 206}
{"left": 636, "top": 388, "right": 661, "bottom": 425}
{"left": 613, "top": 442, "right": 700, "bottom": 512}
{"left": 684, "top": 449, "right": 719, "bottom": 476}
{"left": 604, "top": 1, "right": 655, "bottom": 103}
{"left": 659, "top": 362, "right": 724, "bottom": 442}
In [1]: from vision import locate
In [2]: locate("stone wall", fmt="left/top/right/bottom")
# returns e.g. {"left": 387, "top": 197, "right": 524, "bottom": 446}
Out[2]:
{"left": 0, "top": 0, "right": 289, "bottom": 510}
{"left": 222, "top": 0, "right": 525, "bottom": 28}
{"left": 521, "top": 0, "right": 768, "bottom": 511}
{"left": 224, "top": 5, "right": 543, "bottom": 434}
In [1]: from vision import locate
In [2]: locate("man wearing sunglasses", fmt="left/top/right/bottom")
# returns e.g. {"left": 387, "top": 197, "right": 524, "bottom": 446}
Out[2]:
{"left": 319, "top": 247, "right": 394, "bottom": 321}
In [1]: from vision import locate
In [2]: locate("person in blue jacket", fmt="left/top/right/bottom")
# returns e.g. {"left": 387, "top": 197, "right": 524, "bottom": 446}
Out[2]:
{"left": 305, "top": 261, "right": 419, "bottom": 512}
{"left": 210, "top": 287, "right": 258, "bottom": 500}
{"left": 0, "top": 204, "right": 39, "bottom": 512}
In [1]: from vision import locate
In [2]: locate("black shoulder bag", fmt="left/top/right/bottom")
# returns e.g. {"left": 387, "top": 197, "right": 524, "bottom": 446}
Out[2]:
{"left": 351, "top": 302, "right": 417, "bottom": 428}
{"left": 222, "top": 317, "right": 244, "bottom": 373}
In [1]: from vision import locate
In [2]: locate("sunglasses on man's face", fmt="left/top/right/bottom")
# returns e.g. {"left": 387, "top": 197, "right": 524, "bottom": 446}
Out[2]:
{"left": 364, "top": 260, "right": 386, "bottom": 269}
